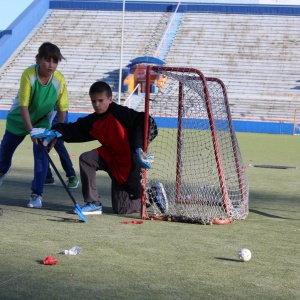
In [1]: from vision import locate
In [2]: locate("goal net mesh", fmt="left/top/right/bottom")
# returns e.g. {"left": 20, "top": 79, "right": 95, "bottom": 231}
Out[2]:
{"left": 142, "top": 66, "right": 249, "bottom": 224}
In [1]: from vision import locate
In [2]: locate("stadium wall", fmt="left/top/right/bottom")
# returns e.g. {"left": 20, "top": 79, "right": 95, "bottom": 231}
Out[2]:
{"left": 0, "top": 0, "right": 300, "bottom": 134}
{"left": 0, "top": 109, "right": 294, "bottom": 134}
{"left": 65, "top": 113, "right": 293, "bottom": 135}
{"left": 49, "top": 0, "right": 300, "bottom": 15}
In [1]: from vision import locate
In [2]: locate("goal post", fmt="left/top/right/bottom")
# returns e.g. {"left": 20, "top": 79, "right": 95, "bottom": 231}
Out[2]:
{"left": 141, "top": 66, "right": 249, "bottom": 224}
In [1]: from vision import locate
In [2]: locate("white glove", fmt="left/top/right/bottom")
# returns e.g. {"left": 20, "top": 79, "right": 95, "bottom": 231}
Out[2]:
{"left": 30, "top": 128, "right": 62, "bottom": 146}
{"left": 136, "top": 148, "right": 154, "bottom": 169}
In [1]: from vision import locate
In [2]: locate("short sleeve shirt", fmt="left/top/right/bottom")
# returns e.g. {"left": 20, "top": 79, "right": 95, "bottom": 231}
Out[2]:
{"left": 6, "top": 64, "right": 69, "bottom": 136}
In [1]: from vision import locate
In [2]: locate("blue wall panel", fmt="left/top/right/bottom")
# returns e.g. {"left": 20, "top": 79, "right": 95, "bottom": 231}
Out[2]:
{"left": 66, "top": 112, "right": 294, "bottom": 135}
{"left": 49, "top": 1, "right": 300, "bottom": 15}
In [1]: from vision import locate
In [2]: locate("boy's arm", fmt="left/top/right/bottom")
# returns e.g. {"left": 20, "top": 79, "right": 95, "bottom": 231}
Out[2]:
{"left": 20, "top": 106, "right": 33, "bottom": 133}
{"left": 52, "top": 114, "right": 97, "bottom": 143}
{"left": 31, "top": 117, "right": 95, "bottom": 145}
{"left": 114, "top": 105, "right": 158, "bottom": 148}
{"left": 132, "top": 115, "right": 158, "bottom": 149}
{"left": 56, "top": 111, "right": 66, "bottom": 124}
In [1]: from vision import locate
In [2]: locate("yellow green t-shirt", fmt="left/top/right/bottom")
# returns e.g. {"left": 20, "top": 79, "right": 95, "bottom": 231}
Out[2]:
{"left": 6, "top": 64, "right": 69, "bottom": 136}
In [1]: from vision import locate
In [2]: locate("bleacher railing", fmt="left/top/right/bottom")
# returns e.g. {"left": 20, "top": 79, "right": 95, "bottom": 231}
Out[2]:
{"left": 154, "top": 2, "right": 181, "bottom": 58}
{"left": 123, "top": 83, "right": 141, "bottom": 108}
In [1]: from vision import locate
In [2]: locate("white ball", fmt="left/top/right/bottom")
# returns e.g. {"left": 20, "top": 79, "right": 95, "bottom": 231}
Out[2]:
{"left": 238, "top": 248, "right": 251, "bottom": 262}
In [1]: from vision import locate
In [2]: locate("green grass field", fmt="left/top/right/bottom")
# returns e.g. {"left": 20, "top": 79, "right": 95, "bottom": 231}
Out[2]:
{"left": 0, "top": 120, "right": 299, "bottom": 300}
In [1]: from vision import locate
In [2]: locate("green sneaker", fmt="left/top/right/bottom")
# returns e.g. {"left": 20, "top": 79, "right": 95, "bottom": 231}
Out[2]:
{"left": 67, "top": 176, "right": 79, "bottom": 189}
{"left": 44, "top": 177, "right": 56, "bottom": 185}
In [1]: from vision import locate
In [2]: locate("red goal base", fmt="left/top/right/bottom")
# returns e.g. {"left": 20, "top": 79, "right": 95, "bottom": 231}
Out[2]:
{"left": 144, "top": 214, "right": 233, "bottom": 225}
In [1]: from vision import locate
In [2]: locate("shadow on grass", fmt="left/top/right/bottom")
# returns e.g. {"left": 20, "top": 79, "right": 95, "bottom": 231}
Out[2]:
{"left": 0, "top": 206, "right": 85, "bottom": 223}
{"left": 0, "top": 196, "right": 86, "bottom": 223}
{"left": 215, "top": 257, "right": 240, "bottom": 262}
{"left": 0, "top": 197, "right": 75, "bottom": 212}
{"left": 249, "top": 209, "right": 291, "bottom": 220}
{"left": 46, "top": 217, "right": 85, "bottom": 223}
{"left": 249, "top": 190, "right": 300, "bottom": 220}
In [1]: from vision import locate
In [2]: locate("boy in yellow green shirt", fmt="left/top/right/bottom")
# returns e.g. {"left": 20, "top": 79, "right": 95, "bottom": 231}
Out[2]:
{"left": 0, "top": 42, "right": 68, "bottom": 208}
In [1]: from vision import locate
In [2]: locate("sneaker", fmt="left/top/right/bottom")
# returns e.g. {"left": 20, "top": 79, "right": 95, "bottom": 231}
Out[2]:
{"left": 27, "top": 194, "right": 42, "bottom": 208}
{"left": 145, "top": 192, "right": 152, "bottom": 208}
{"left": 44, "top": 177, "right": 56, "bottom": 186}
{"left": 0, "top": 168, "right": 10, "bottom": 186}
{"left": 149, "top": 182, "right": 168, "bottom": 213}
{"left": 136, "top": 148, "right": 154, "bottom": 169}
{"left": 79, "top": 202, "right": 102, "bottom": 215}
{"left": 67, "top": 176, "right": 79, "bottom": 189}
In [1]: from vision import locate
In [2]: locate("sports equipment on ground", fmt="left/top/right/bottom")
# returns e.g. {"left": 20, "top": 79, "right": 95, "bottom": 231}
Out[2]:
{"left": 67, "top": 176, "right": 79, "bottom": 188}
{"left": 238, "top": 248, "right": 252, "bottom": 262}
{"left": 38, "top": 141, "right": 87, "bottom": 222}
{"left": 27, "top": 194, "right": 42, "bottom": 208}
{"left": 136, "top": 148, "right": 154, "bottom": 169}
{"left": 31, "top": 128, "right": 62, "bottom": 146}
{"left": 79, "top": 202, "right": 103, "bottom": 215}
{"left": 63, "top": 246, "right": 82, "bottom": 255}
{"left": 42, "top": 255, "right": 59, "bottom": 265}
{"left": 141, "top": 66, "right": 249, "bottom": 224}
{"left": 248, "top": 164, "right": 297, "bottom": 169}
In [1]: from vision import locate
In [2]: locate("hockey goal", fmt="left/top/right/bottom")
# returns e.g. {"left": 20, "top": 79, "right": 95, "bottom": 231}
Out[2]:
{"left": 141, "top": 66, "right": 249, "bottom": 225}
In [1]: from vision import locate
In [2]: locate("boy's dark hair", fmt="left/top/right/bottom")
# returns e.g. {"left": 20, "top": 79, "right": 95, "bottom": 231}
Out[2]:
{"left": 89, "top": 81, "right": 112, "bottom": 98}
{"left": 37, "top": 42, "right": 65, "bottom": 62}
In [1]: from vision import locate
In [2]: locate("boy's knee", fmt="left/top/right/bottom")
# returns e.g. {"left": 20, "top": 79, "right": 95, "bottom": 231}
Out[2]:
{"left": 113, "top": 202, "right": 141, "bottom": 214}
{"left": 79, "top": 151, "right": 91, "bottom": 165}
{"left": 79, "top": 152, "right": 86, "bottom": 160}
{"left": 112, "top": 193, "right": 141, "bottom": 214}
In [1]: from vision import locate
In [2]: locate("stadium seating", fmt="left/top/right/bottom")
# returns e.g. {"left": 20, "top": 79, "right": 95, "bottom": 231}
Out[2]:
{"left": 0, "top": 7, "right": 300, "bottom": 120}
{"left": 166, "top": 13, "right": 300, "bottom": 120}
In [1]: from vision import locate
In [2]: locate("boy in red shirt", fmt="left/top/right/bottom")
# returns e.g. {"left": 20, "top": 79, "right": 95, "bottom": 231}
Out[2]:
{"left": 32, "top": 81, "right": 167, "bottom": 215}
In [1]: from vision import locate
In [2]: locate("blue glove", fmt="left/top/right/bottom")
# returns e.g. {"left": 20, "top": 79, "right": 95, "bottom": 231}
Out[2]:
{"left": 136, "top": 148, "right": 154, "bottom": 169}
{"left": 30, "top": 128, "right": 62, "bottom": 146}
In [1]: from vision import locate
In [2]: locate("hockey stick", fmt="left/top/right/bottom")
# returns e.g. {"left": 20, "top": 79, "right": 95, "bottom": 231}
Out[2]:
{"left": 248, "top": 164, "right": 298, "bottom": 170}
{"left": 38, "top": 141, "right": 87, "bottom": 223}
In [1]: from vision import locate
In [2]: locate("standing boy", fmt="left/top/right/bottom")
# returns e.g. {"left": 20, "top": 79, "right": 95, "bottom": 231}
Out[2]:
{"left": 32, "top": 81, "right": 167, "bottom": 215}
{"left": 0, "top": 42, "right": 69, "bottom": 208}
{"left": 44, "top": 109, "right": 79, "bottom": 188}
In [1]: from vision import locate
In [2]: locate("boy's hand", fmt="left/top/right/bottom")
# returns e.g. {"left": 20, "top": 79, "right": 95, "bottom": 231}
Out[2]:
{"left": 136, "top": 148, "right": 154, "bottom": 169}
{"left": 30, "top": 128, "right": 62, "bottom": 146}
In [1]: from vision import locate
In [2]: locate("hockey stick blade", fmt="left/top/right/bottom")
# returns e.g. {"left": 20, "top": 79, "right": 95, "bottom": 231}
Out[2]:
{"left": 38, "top": 141, "right": 87, "bottom": 223}
{"left": 74, "top": 203, "right": 87, "bottom": 223}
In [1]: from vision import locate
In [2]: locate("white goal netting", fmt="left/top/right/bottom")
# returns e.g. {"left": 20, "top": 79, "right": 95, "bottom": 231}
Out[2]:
{"left": 142, "top": 66, "right": 249, "bottom": 224}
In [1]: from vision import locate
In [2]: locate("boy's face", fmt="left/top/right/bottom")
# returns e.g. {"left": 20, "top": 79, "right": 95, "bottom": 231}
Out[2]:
{"left": 90, "top": 92, "right": 113, "bottom": 114}
{"left": 37, "top": 57, "right": 58, "bottom": 77}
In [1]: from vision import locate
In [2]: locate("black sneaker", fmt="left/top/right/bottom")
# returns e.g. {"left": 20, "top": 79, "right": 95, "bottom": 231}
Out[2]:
{"left": 149, "top": 182, "right": 168, "bottom": 213}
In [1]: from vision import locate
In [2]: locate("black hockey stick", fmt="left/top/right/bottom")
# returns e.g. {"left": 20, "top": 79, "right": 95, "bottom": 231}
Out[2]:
{"left": 39, "top": 141, "right": 87, "bottom": 223}
{"left": 248, "top": 164, "right": 297, "bottom": 170}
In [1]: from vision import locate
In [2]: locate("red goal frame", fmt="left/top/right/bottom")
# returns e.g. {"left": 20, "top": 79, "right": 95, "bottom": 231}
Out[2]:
{"left": 141, "top": 66, "right": 248, "bottom": 224}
